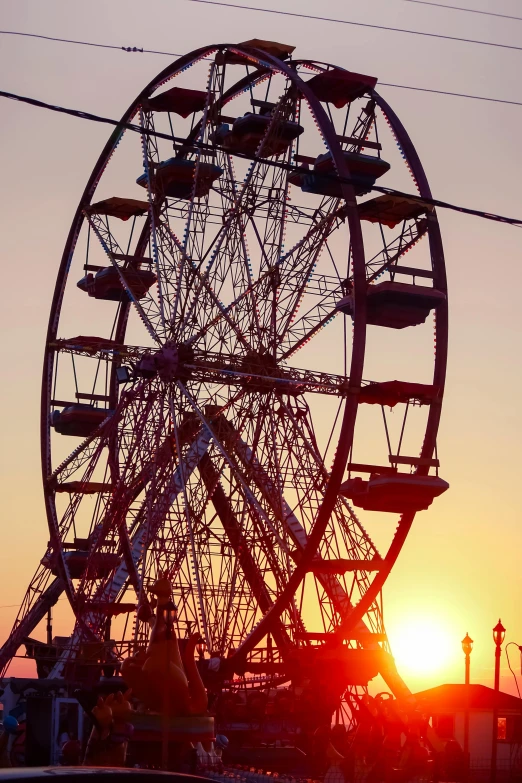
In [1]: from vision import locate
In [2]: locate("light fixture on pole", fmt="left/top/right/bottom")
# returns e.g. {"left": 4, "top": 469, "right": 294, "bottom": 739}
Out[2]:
{"left": 161, "top": 599, "right": 177, "bottom": 771}
{"left": 490, "top": 619, "right": 506, "bottom": 783}
{"left": 161, "top": 600, "right": 177, "bottom": 641}
{"left": 462, "top": 633, "right": 473, "bottom": 767}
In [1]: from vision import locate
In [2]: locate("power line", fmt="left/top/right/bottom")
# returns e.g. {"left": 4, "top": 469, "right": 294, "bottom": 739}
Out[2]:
{"left": 401, "top": 0, "right": 522, "bottom": 22}
{"left": 379, "top": 81, "right": 522, "bottom": 107}
{"left": 184, "top": 0, "right": 522, "bottom": 53}
{"left": 0, "top": 29, "right": 180, "bottom": 57}
{"left": 505, "top": 643, "right": 522, "bottom": 701}
{"left": 0, "top": 597, "right": 65, "bottom": 610}
{"left": 1, "top": 87, "right": 521, "bottom": 228}
{"left": 1, "top": 30, "right": 521, "bottom": 109}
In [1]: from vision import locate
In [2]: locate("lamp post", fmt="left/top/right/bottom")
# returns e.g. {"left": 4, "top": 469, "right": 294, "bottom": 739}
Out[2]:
{"left": 162, "top": 600, "right": 177, "bottom": 640}
{"left": 462, "top": 632, "right": 473, "bottom": 767}
{"left": 161, "top": 600, "right": 177, "bottom": 770}
{"left": 490, "top": 619, "right": 506, "bottom": 783}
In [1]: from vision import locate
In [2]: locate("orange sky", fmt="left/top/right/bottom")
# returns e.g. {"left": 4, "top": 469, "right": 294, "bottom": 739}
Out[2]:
{"left": 1, "top": 0, "right": 521, "bottom": 697}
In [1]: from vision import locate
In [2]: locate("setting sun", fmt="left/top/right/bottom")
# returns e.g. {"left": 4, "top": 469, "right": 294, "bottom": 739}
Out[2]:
{"left": 388, "top": 616, "right": 454, "bottom": 676}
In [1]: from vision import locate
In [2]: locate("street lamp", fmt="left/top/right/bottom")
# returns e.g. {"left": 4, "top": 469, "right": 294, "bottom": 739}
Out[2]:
{"left": 161, "top": 599, "right": 177, "bottom": 771}
{"left": 490, "top": 619, "right": 506, "bottom": 783}
{"left": 462, "top": 633, "right": 473, "bottom": 765}
{"left": 162, "top": 600, "right": 177, "bottom": 640}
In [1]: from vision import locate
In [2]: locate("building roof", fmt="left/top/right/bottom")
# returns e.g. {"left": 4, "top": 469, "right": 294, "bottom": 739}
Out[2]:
{"left": 413, "top": 684, "right": 522, "bottom": 713}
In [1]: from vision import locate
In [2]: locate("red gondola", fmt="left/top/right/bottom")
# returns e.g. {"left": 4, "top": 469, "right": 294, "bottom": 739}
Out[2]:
{"left": 358, "top": 194, "right": 433, "bottom": 229}
{"left": 46, "top": 551, "right": 121, "bottom": 579}
{"left": 289, "top": 151, "right": 390, "bottom": 197}
{"left": 213, "top": 113, "right": 303, "bottom": 157}
{"left": 52, "top": 404, "right": 112, "bottom": 437}
{"left": 359, "top": 381, "right": 439, "bottom": 407}
{"left": 86, "top": 196, "right": 149, "bottom": 221}
{"left": 143, "top": 86, "right": 210, "bottom": 117}
{"left": 337, "top": 281, "right": 446, "bottom": 329}
{"left": 137, "top": 158, "right": 223, "bottom": 199}
{"left": 306, "top": 68, "right": 377, "bottom": 108}
{"left": 77, "top": 265, "right": 157, "bottom": 302}
{"left": 340, "top": 473, "right": 449, "bottom": 513}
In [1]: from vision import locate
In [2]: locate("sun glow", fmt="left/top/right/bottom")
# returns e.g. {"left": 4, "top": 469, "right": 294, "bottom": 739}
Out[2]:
{"left": 388, "top": 616, "right": 454, "bottom": 675}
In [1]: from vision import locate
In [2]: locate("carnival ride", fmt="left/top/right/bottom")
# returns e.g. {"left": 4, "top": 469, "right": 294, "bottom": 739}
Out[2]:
{"left": 0, "top": 38, "right": 448, "bottom": 752}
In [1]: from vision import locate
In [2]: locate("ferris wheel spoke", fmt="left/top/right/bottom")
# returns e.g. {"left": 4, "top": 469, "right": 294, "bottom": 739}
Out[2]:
{"left": 166, "top": 395, "right": 214, "bottom": 646}
{"left": 156, "top": 219, "right": 254, "bottom": 352}
{"left": 86, "top": 214, "right": 163, "bottom": 344}
{"left": 227, "top": 398, "right": 385, "bottom": 629}
{"left": 69, "top": 386, "right": 167, "bottom": 608}
{"left": 267, "top": 204, "right": 344, "bottom": 352}
{"left": 201, "top": 151, "right": 264, "bottom": 344}
{"left": 174, "top": 85, "right": 300, "bottom": 348}
{"left": 57, "top": 424, "right": 214, "bottom": 654}
{"left": 279, "top": 217, "right": 430, "bottom": 359}
{"left": 198, "top": 452, "right": 291, "bottom": 650}
{"left": 193, "top": 83, "right": 297, "bottom": 270}
{"left": 364, "top": 218, "right": 429, "bottom": 283}
{"left": 44, "top": 382, "right": 163, "bottom": 613}
{"left": 177, "top": 381, "right": 293, "bottom": 556}
{"left": 277, "top": 397, "right": 381, "bottom": 561}
{"left": 0, "top": 566, "right": 64, "bottom": 677}
{"left": 138, "top": 109, "right": 169, "bottom": 331}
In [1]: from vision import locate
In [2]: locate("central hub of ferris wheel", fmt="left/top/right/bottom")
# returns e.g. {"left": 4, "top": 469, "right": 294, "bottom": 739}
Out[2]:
{"left": 136, "top": 342, "right": 180, "bottom": 381}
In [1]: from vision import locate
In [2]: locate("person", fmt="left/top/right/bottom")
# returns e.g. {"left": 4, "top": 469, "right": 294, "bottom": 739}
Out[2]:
{"left": 56, "top": 720, "right": 70, "bottom": 765}
{"left": 0, "top": 717, "right": 19, "bottom": 768}
{"left": 214, "top": 735, "right": 228, "bottom": 771}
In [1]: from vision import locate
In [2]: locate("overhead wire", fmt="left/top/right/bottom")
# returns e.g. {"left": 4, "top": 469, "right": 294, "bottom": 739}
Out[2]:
{"left": 184, "top": 0, "right": 522, "bottom": 53}
{"left": 505, "top": 643, "right": 522, "bottom": 701}
{"left": 400, "top": 0, "right": 522, "bottom": 22}
{"left": 1, "top": 87, "right": 521, "bottom": 228}
{"left": 1, "top": 30, "right": 521, "bottom": 108}
{"left": 0, "top": 597, "right": 65, "bottom": 610}
{"left": 378, "top": 82, "right": 522, "bottom": 107}
{"left": 0, "top": 30, "right": 180, "bottom": 57}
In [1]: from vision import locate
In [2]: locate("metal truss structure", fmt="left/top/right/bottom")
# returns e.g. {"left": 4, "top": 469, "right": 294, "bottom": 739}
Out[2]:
{"left": 0, "top": 43, "right": 448, "bottom": 721}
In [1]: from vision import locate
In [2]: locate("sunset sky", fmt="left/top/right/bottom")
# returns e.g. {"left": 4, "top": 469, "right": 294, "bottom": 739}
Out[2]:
{"left": 1, "top": 0, "right": 521, "bottom": 698}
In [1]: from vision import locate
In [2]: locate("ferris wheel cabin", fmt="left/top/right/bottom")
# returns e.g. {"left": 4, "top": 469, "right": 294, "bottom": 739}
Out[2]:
{"left": 337, "top": 281, "right": 446, "bottom": 329}
{"left": 137, "top": 158, "right": 223, "bottom": 199}
{"left": 51, "top": 404, "right": 113, "bottom": 437}
{"left": 212, "top": 111, "right": 304, "bottom": 157}
{"left": 340, "top": 473, "right": 449, "bottom": 513}
{"left": 77, "top": 264, "right": 157, "bottom": 302}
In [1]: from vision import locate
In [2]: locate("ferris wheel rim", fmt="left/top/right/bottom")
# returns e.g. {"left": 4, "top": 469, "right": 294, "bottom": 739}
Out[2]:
{"left": 27, "top": 43, "right": 449, "bottom": 689}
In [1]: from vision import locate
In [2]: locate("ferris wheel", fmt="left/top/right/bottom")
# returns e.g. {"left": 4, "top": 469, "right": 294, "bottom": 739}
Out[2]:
{"left": 0, "top": 40, "right": 448, "bottom": 708}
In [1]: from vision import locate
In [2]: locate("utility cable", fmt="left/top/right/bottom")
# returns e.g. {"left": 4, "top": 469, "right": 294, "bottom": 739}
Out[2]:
{"left": 184, "top": 0, "right": 522, "bottom": 53}
{"left": 1, "top": 87, "right": 521, "bottom": 228}
{"left": 379, "top": 81, "right": 522, "bottom": 107}
{"left": 0, "top": 29, "right": 178, "bottom": 57}
{"left": 0, "top": 597, "right": 65, "bottom": 610}
{"left": 1, "top": 30, "right": 521, "bottom": 108}
{"left": 505, "top": 642, "right": 522, "bottom": 701}
{"left": 401, "top": 0, "right": 522, "bottom": 22}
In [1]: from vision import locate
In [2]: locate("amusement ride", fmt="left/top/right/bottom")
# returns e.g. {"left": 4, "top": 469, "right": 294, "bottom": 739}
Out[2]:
{"left": 0, "top": 38, "right": 449, "bottom": 768}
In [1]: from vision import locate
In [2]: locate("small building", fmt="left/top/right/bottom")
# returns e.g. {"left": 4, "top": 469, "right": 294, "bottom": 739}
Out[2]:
{"left": 415, "top": 684, "right": 522, "bottom": 779}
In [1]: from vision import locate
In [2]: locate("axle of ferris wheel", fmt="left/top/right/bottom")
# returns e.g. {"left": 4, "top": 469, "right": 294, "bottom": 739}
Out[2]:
{"left": 51, "top": 340, "right": 355, "bottom": 396}
{"left": 51, "top": 339, "right": 438, "bottom": 404}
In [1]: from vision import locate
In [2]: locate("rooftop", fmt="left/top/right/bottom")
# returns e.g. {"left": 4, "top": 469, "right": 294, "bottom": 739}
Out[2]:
{"left": 414, "top": 684, "right": 522, "bottom": 713}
